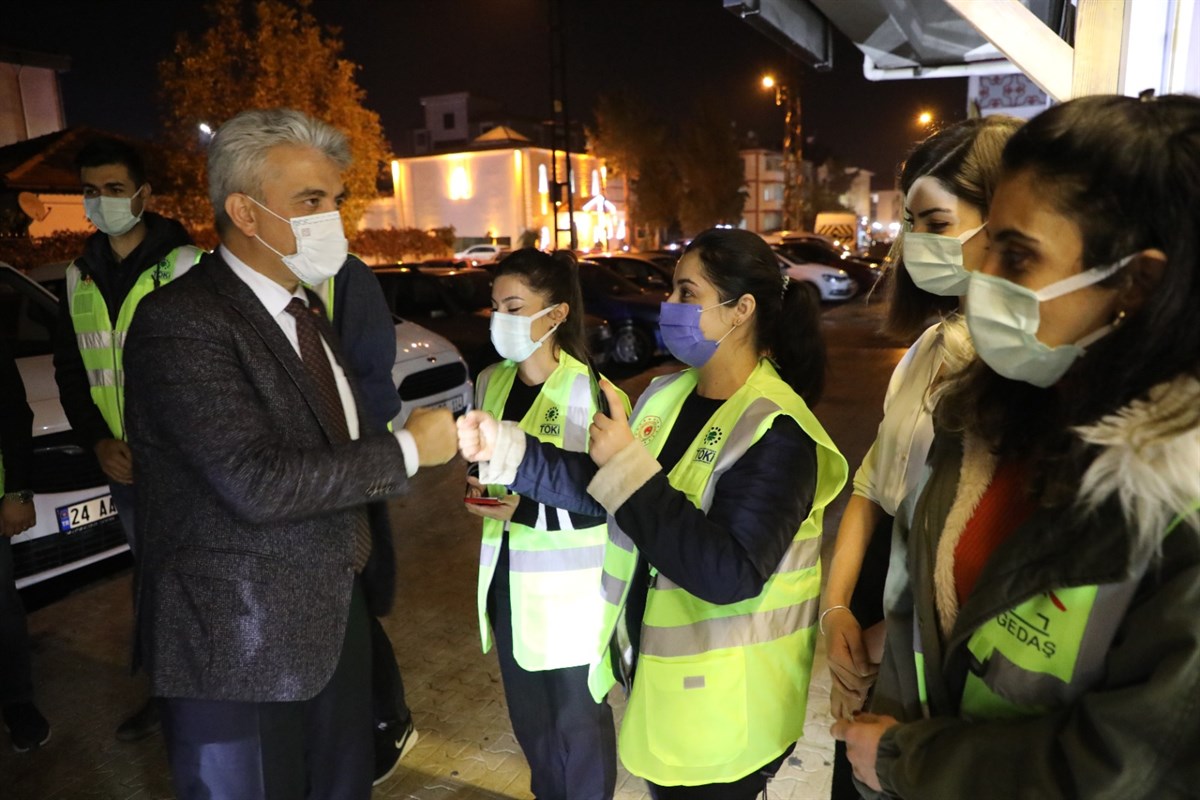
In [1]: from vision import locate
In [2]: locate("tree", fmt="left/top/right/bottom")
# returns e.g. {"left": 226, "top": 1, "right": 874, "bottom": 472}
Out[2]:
{"left": 157, "top": 0, "right": 390, "bottom": 234}
{"left": 675, "top": 105, "right": 746, "bottom": 235}
{"left": 588, "top": 92, "right": 673, "bottom": 247}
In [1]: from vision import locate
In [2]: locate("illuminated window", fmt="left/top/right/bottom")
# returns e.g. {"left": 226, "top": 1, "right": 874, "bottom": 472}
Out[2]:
{"left": 449, "top": 165, "right": 472, "bottom": 200}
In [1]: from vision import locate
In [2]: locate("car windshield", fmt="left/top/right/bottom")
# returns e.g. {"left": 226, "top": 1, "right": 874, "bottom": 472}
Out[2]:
{"left": 776, "top": 242, "right": 836, "bottom": 264}
{"left": 436, "top": 270, "right": 492, "bottom": 311}
{"left": 0, "top": 268, "right": 58, "bottom": 358}
{"left": 577, "top": 260, "right": 643, "bottom": 296}
{"left": 375, "top": 270, "right": 453, "bottom": 319}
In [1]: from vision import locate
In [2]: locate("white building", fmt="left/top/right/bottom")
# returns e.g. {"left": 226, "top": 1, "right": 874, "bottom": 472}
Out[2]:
{"left": 362, "top": 127, "right": 623, "bottom": 252}
{"left": 739, "top": 148, "right": 786, "bottom": 234}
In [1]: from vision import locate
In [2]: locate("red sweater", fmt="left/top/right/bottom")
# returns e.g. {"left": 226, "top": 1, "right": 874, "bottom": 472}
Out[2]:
{"left": 955, "top": 459, "right": 1038, "bottom": 605}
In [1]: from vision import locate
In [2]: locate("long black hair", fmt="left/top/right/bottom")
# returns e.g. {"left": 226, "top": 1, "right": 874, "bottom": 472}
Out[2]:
{"left": 938, "top": 95, "right": 1200, "bottom": 505}
{"left": 685, "top": 228, "right": 825, "bottom": 404}
{"left": 493, "top": 248, "right": 589, "bottom": 363}
{"left": 885, "top": 116, "right": 1023, "bottom": 340}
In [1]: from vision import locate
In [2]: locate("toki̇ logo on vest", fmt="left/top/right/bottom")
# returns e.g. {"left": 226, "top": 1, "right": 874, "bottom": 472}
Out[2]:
{"left": 693, "top": 426, "right": 725, "bottom": 464}
{"left": 540, "top": 406, "right": 561, "bottom": 437}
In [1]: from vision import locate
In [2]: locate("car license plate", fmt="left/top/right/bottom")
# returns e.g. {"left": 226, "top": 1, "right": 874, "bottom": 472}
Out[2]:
{"left": 424, "top": 395, "right": 466, "bottom": 413}
{"left": 56, "top": 494, "right": 119, "bottom": 534}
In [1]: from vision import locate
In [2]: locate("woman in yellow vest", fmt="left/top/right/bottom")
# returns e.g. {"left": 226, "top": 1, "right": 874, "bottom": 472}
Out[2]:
{"left": 459, "top": 229, "right": 848, "bottom": 798}
{"left": 833, "top": 95, "right": 1200, "bottom": 798}
{"left": 464, "top": 248, "right": 627, "bottom": 800}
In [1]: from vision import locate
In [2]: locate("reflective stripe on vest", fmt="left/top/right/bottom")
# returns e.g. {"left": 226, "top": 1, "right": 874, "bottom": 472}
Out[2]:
{"left": 475, "top": 352, "right": 624, "bottom": 671}
{"left": 67, "top": 245, "right": 204, "bottom": 440}
{"left": 605, "top": 359, "right": 847, "bottom": 785}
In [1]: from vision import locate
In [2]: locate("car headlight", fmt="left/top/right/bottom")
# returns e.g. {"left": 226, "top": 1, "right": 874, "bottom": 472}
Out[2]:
{"left": 821, "top": 274, "right": 842, "bottom": 283}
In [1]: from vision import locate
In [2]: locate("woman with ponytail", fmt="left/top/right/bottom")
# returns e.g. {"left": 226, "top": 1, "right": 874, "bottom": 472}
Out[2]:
{"left": 458, "top": 228, "right": 847, "bottom": 798}
{"left": 465, "top": 247, "right": 628, "bottom": 800}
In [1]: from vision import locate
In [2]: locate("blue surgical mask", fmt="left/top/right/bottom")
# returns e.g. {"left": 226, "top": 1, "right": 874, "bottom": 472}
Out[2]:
{"left": 658, "top": 299, "right": 736, "bottom": 367}
{"left": 902, "top": 222, "right": 986, "bottom": 296}
{"left": 966, "top": 254, "right": 1134, "bottom": 387}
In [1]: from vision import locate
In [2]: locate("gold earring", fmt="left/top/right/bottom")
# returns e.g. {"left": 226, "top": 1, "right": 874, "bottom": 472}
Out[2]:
{"left": 1113, "top": 309, "right": 1127, "bottom": 327}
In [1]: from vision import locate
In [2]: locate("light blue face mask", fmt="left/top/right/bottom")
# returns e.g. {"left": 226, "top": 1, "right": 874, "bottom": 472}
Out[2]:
{"left": 966, "top": 254, "right": 1135, "bottom": 388}
{"left": 902, "top": 222, "right": 986, "bottom": 297}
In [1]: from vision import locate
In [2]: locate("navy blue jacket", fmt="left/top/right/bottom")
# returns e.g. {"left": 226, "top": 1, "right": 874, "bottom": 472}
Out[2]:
{"left": 330, "top": 257, "right": 400, "bottom": 431}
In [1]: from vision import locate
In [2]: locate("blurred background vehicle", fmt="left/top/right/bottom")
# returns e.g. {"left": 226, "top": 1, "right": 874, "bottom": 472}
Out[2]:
{"left": 772, "top": 252, "right": 856, "bottom": 304}
{"left": 772, "top": 234, "right": 881, "bottom": 295}
{"left": 373, "top": 262, "right": 612, "bottom": 376}
{"left": 577, "top": 259, "right": 667, "bottom": 369}
{"left": 452, "top": 244, "right": 510, "bottom": 265}
{"left": 586, "top": 253, "right": 672, "bottom": 291}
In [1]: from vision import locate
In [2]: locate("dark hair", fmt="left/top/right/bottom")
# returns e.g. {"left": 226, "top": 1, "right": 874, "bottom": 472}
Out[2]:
{"left": 684, "top": 228, "right": 825, "bottom": 404}
{"left": 938, "top": 95, "right": 1200, "bottom": 505}
{"left": 74, "top": 137, "right": 147, "bottom": 187}
{"left": 493, "top": 248, "right": 589, "bottom": 363}
{"left": 885, "top": 116, "right": 1023, "bottom": 340}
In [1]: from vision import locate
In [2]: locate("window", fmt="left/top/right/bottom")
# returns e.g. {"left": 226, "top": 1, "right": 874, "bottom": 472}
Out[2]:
{"left": 443, "top": 112, "right": 456, "bottom": 130}
{"left": 0, "top": 270, "right": 58, "bottom": 358}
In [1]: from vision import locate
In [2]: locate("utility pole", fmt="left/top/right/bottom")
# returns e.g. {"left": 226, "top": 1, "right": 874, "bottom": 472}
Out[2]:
{"left": 548, "top": 0, "right": 576, "bottom": 250}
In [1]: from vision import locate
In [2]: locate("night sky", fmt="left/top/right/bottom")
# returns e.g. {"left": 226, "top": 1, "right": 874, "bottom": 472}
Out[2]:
{"left": 3, "top": 0, "right": 967, "bottom": 187}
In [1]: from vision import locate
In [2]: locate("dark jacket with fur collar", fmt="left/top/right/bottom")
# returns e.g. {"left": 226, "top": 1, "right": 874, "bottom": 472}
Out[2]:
{"left": 868, "top": 375, "right": 1200, "bottom": 799}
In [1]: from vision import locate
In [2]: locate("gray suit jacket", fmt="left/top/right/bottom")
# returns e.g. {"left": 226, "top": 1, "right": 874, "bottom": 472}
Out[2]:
{"left": 124, "top": 252, "right": 409, "bottom": 702}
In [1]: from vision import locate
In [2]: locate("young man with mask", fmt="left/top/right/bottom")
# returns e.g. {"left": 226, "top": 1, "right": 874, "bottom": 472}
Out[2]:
{"left": 122, "top": 108, "right": 457, "bottom": 799}
{"left": 52, "top": 137, "right": 203, "bottom": 742}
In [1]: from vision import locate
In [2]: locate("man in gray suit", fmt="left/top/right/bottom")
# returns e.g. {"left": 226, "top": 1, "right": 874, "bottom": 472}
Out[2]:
{"left": 123, "top": 108, "right": 457, "bottom": 799}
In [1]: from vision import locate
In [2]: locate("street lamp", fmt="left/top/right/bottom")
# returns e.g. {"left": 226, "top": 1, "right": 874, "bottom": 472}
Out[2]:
{"left": 760, "top": 73, "right": 803, "bottom": 231}
{"left": 916, "top": 110, "right": 934, "bottom": 127}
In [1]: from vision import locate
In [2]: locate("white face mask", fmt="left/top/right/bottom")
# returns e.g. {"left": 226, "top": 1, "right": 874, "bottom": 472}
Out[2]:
{"left": 247, "top": 195, "right": 348, "bottom": 285}
{"left": 490, "top": 304, "right": 560, "bottom": 363}
{"left": 966, "top": 254, "right": 1134, "bottom": 388}
{"left": 902, "top": 222, "right": 986, "bottom": 297}
{"left": 84, "top": 186, "right": 145, "bottom": 237}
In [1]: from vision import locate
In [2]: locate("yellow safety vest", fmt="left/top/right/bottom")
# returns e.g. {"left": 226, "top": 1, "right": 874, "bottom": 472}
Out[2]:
{"left": 477, "top": 351, "right": 630, "bottom": 671}
{"left": 598, "top": 359, "right": 847, "bottom": 786}
{"left": 66, "top": 245, "right": 204, "bottom": 440}
{"left": 919, "top": 506, "right": 1199, "bottom": 720}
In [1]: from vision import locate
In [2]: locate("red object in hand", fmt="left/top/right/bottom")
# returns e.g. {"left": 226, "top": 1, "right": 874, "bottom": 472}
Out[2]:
{"left": 464, "top": 496, "right": 504, "bottom": 506}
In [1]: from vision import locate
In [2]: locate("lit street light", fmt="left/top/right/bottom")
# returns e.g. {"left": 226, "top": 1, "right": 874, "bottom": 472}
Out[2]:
{"left": 760, "top": 72, "right": 803, "bottom": 230}
{"left": 916, "top": 111, "right": 934, "bottom": 127}
{"left": 198, "top": 122, "right": 213, "bottom": 136}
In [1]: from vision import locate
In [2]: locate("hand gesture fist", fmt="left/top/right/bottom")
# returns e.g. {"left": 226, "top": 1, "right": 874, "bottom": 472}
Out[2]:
{"left": 457, "top": 410, "right": 499, "bottom": 462}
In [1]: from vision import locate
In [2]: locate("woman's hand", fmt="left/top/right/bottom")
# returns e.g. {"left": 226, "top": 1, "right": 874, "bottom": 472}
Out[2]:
{"left": 457, "top": 410, "right": 499, "bottom": 462}
{"left": 830, "top": 713, "right": 899, "bottom": 792}
{"left": 588, "top": 381, "right": 634, "bottom": 467}
{"left": 463, "top": 492, "right": 519, "bottom": 522}
{"left": 825, "top": 607, "right": 879, "bottom": 713}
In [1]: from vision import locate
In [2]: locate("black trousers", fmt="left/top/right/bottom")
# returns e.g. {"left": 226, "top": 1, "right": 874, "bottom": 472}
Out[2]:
{"left": 162, "top": 581, "right": 372, "bottom": 800}
{"left": 0, "top": 537, "right": 33, "bottom": 706}
{"left": 487, "top": 540, "right": 617, "bottom": 800}
{"left": 368, "top": 614, "right": 410, "bottom": 728}
{"left": 646, "top": 744, "right": 795, "bottom": 800}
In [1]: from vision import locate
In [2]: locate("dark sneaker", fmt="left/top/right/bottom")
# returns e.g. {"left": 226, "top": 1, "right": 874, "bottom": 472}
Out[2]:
{"left": 373, "top": 717, "right": 418, "bottom": 786}
{"left": 115, "top": 698, "right": 161, "bottom": 742}
{"left": 3, "top": 702, "right": 51, "bottom": 752}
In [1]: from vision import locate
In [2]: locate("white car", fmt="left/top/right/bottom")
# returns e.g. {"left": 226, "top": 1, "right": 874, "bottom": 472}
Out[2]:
{"left": 772, "top": 250, "right": 857, "bottom": 303}
{"left": 2, "top": 262, "right": 471, "bottom": 588}
{"left": 452, "top": 244, "right": 509, "bottom": 264}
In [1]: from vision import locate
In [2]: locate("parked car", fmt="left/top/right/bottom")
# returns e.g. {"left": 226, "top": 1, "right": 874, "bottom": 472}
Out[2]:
{"left": 773, "top": 236, "right": 882, "bottom": 293}
{"left": 453, "top": 244, "right": 510, "bottom": 265}
{"left": 771, "top": 252, "right": 857, "bottom": 303}
{"left": 586, "top": 254, "right": 672, "bottom": 291}
{"left": 373, "top": 263, "right": 613, "bottom": 376}
{"left": 2, "top": 260, "right": 471, "bottom": 587}
{"left": 577, "top": 259, "right": 667, "bottom": 368}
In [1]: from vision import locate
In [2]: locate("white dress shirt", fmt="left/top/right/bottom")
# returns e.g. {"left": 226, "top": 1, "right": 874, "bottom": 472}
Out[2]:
{"left": 221, "top": 246, "right": 418, "bottom": 475}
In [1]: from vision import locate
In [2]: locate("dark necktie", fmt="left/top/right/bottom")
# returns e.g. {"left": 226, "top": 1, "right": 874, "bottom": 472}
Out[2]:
{"left": 284, "top": 297, "right": 372, "bottom": 572}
